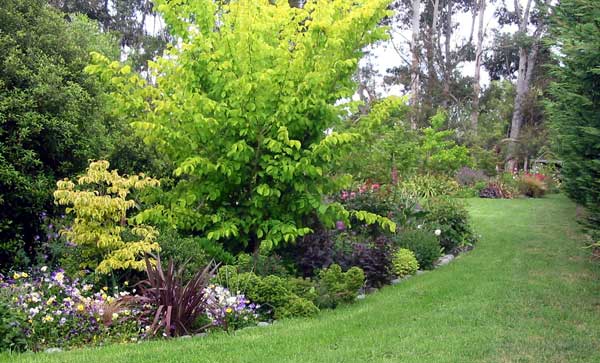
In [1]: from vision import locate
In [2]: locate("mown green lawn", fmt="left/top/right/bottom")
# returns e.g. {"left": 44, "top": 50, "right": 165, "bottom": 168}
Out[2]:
{"left": 3, "top": 195, "right": 599, "bottom": 363}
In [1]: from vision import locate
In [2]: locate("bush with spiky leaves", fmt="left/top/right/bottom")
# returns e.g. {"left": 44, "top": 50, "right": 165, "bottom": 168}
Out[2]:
{"left": 130, "top": 256, "right": 219, "bottom": 337}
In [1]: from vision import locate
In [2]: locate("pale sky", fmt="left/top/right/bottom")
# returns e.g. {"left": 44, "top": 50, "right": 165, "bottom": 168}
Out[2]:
{"left": 359, "top": 1, "right": 504, "bottom": 98}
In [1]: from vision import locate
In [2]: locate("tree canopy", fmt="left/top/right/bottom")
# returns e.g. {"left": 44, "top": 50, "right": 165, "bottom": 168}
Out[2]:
{"left": 89, "top": 0, "right": 396, "bottom": 254}
{"left": 0, "top": 0, "right": 120, "bottom": 269}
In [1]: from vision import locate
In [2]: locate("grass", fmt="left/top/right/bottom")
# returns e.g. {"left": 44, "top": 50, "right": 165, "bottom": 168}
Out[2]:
{"left": 3, "top": 195, "right": 599, "bottom": 363}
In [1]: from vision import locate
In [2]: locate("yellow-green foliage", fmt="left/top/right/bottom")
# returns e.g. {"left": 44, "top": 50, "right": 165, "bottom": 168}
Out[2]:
{"left": 53, "top": 160, "right": 160, "bottom": 274}
{"left": 392, "top": 248, "right": 419, "bottom": 278}
{"left": 86, "top": 0, "right": 395, "bottom": 254}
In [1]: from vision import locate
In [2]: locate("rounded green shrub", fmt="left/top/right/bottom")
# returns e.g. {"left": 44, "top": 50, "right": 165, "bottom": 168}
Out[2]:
{"left": 316, "top": 264, "right": 365, "bottom": 308}
{"left": 392, "top": 248, "right": 419, "bottom": 278}
{"left": 274, "top": 296, "right": 319, "bottom": 320}
{"left": 254, "top": 275, "right": 292, "bottom": 308}
{"left": 423, "top": 197, "right": 477, "bottom": 252}
{"left": 393, "top": 229, "right": 441, "bottom": 270}
{"left": 286, "top": 277, "right": 318, "bottom": 303}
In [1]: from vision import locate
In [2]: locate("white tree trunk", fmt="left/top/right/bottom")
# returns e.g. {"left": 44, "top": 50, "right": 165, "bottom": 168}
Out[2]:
{"left": 409, "top": 0, "right": 421, "bottom": 129}
{"left": 506, "top": 0, "right": 533, "bottom": 171}
{"left": 442, "top": 1, "right": 453, "bottom": 108}
{"left": 470, "top": 0, "right": 486, "bottom": 134}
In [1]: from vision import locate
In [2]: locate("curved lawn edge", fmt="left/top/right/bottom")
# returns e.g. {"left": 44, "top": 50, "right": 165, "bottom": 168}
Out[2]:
{"left": 3, "top": 195, "right": 600, "bottom": 363}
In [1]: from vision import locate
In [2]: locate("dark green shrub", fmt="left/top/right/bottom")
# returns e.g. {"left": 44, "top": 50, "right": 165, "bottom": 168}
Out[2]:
{"left": 286, "top": 277, "right": 318, "bottom": 303}
{"left": 339, "top": 184, "right": 401, "bottom": 237}
{"left": 157, "top": 229, "right": 210, "bottom": 280}
{"left": 547, "top": 0, "right": 600, "bottom": 251}
{"left": 274, "top": 296, "right": 319, "bottom": 320}
{"left": 0, "top": 298, "right": 28, "bottom": 352}
{"left": 423, "top": 198, "right": 477, "bottom": 252}
{"left": 253, "top": 275, "right": 292, "bottom": 309}
{"left": 393, "top": 229, "right": 441, "bottom": 270}
{"left": 315, "top": 264, "right": 364, "bottom": 309}
{"left": 235, "top": 252, "right": 290, "bottom": 277}
{"left": 0, "top": 0, "right": 121, "bottom": 271}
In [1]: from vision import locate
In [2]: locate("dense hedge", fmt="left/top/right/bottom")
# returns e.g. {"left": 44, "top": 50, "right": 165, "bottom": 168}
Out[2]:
{"left": 548, "top": 0, "right": 600, "bottom": 241}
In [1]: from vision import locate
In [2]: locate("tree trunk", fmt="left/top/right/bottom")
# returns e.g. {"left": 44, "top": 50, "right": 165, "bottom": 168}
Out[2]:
{"left": 442, "top": 1, "right": 453, "bottom": 108}
{"left": 470, "top": 0, "right": 486, "bottom": 134}
{"left": 506, "top": 0, "right": 550, "bottom": 170}
{"left": 506, "top": 0, "right": 533, "bottom": 171}
{"left": 425, "top": 0, "right": 440, "bottom": 118}
{"left": 409, "top": 0, "right": 421, "bottom": 129}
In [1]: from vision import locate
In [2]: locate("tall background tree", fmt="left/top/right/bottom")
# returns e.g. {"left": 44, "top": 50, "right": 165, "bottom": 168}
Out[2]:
{"left": 0, "top": 0, "right": 121, "bottom": 270}
{"left": 48, "top": 0, "right": 170, "bottom": 73}
{"left": 501, "top": 0, "right": 552, "bottom": 171}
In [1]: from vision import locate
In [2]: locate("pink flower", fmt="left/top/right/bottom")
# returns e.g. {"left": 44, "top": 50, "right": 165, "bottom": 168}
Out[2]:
{"left": 341, "top": 191, "right": 349, "bottom": 201}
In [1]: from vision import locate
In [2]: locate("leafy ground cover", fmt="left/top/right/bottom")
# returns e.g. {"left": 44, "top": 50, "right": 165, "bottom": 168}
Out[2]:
{"left": 3, "top": 195, "right": 599, "bottom": 363}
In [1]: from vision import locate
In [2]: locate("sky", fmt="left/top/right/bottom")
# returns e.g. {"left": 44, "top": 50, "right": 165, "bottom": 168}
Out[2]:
{"left": 359, "top": 0, "right": 510, "bottom": 98}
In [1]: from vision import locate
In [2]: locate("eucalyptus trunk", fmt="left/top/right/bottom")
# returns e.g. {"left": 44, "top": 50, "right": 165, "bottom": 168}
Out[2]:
{"left": 506, "top": 0, "right": 550, "bottom": 171}
{"left": 409, "top": 0, "right": 421, "bottom": 129}
{"left": 470, "top": 0, "right": 486, "bottom": 134}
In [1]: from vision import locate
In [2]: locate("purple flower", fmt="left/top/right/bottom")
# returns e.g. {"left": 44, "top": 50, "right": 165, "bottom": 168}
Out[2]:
{"left": 336, "top": 221, "right": 345, "bottom": 231}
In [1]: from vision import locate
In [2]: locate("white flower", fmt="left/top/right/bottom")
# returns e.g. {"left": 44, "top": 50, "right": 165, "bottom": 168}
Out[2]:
{"left": 40, "top": 266, "right": 48, "bottom": 272}
{"left": 54, "top": 272, "right": 64, "bottom": 283}
{"left": 434, "top": 229, "right": 441, "bottom": 236}
{"left": 417, "top": 224, "right": 422, "bottom": 229}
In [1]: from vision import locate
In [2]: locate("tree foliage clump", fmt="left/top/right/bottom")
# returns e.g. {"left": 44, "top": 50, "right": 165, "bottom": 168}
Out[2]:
{"left": 547, "top": 0, "right": 600, "bottom": 242}
{"left": 0, "top": 0, "right": 120, "bottom": 270}
{"left": 88, "top": 0, "right": 396, "bottom": 254}
{"left": 54, "top": 161, "right": 161, "bottom": 274}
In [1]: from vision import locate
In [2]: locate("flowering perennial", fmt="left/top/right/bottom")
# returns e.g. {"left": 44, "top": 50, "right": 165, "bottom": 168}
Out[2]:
{"left": 203, "top": 285, "right": 258, "bottom": 331}
{"left": 0, "top": 268, "right": 142, "bottom": 351}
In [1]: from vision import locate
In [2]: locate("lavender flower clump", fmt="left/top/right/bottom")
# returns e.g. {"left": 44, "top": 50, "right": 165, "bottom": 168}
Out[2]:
{"left": 0, "top": 268, "right": 142, "bottom": 351}
{"left": 203, "top": 285, "right": 258, "bottom": 331}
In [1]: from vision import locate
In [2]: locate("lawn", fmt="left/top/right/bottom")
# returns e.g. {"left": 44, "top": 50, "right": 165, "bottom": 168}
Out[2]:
{"left": 3, "top": 195, "right": 599, "bottom": 363}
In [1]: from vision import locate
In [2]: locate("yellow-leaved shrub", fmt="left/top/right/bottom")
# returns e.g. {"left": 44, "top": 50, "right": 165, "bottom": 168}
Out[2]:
{"left": 54, "top": 160, "right": 160, "bottom": 274}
